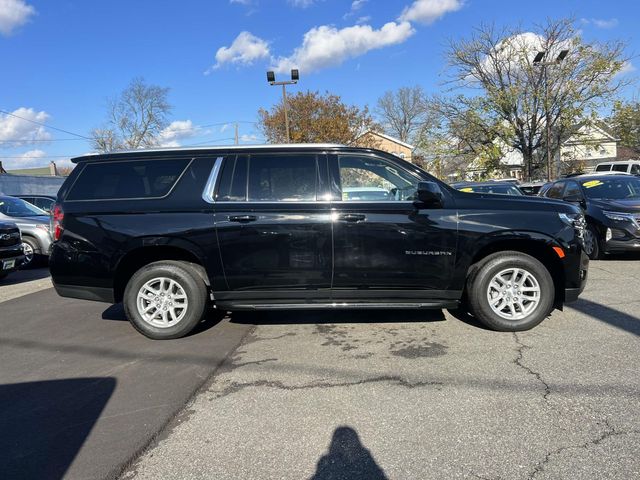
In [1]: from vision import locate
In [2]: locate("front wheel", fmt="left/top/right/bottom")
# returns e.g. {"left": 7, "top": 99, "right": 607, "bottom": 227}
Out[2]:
{"left": 21, "top": 237, "right": 41, "bottom": 268}
{"left": 123, "top": 261, "right": 208, "bottom": 339}
{"left": 583, "top": 224, "right": 601, "bottom": 260}
{"left": 466, "top": 252, "right": 554, "bottom": 331}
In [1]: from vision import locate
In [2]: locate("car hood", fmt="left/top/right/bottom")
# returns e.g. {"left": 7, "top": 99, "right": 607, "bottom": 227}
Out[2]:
{"left": 455, "top": 191, "right": 579, "bottom": 213}
{"left": 11, "top": 215, "right": 49, "bottom": 226}
{"left": 589, "top": 198, "right": 640, "bottom": 213}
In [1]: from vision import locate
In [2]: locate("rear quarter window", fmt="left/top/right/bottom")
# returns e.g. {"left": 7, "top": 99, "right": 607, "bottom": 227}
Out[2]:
{"left": 595, "top": 164, "right": 612, "bottom": 172}
{"left": 66, "top": 158, "right": 191, "bottom": 201}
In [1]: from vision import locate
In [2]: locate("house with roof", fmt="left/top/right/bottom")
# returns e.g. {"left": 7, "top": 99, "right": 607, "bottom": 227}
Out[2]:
{"left": 355, "top": 130, "right": 415, "bottom": 162}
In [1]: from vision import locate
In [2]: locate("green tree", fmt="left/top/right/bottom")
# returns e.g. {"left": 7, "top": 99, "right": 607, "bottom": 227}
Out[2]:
{"left": 437, "top": 18, "right": 631, "bottom": 180}
{"left": 609, "top": 100, "right": 640, "bottom": 150}
{"left": 258, "top": 91, "right": 375, "bottom": 145}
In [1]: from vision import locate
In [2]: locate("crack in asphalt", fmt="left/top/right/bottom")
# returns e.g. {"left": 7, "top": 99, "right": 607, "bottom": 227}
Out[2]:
{"left": 512, "top": 332, "right": 551, "bottom": 401}
{"left": 209, "top": 375, "right": 444, "bottom": 401}
{"left": 528, "top": 420, "right": 640, "bottom": 479}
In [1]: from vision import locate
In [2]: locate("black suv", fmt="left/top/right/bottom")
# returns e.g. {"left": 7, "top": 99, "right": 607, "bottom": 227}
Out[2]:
{"left": 0, "top": 220, "right": 24, "bottom": 279}
{"left": 49, "top": 145, "right": 588, "bottom": 339}
{"left": 539, "top": 173, "right": 640, "bottom": 259}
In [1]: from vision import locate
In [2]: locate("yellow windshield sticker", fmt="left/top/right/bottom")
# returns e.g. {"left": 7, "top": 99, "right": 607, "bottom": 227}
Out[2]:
{"left": 459, "top": 187, "right": 474, "bottom": 192}
{"left": 582, "top": 180, "right": 603, "bottom": 188}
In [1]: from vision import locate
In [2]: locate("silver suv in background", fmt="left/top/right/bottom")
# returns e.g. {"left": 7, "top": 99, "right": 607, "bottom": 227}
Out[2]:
{"left": 0, "top": 196, "right": 52, "bottom": 267}
{"left": 595, "top": 160, "right": 640, "bottom": 175}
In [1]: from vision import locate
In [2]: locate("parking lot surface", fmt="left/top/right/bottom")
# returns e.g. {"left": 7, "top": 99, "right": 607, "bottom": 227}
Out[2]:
{"left": 1, "top": 257, "right": 639, "bottom": 480}
{"left": 124, "top": 257, "right": 640, "bottom": 480}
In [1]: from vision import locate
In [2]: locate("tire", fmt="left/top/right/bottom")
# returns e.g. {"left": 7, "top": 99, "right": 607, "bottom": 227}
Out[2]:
{"left": 21, "top": 237, "right": 41, "bottom": 268}
{"left": 466, "top": 251, "right": 555, "bottom": 332}
{"left": 0, "top": 271, "right": 8, "bottom": 280}
{"left": 583, "top": 224, "right": 601, "bottom": 260}
{"left": 123, "top": 260, "right": 208, "bottom": 340}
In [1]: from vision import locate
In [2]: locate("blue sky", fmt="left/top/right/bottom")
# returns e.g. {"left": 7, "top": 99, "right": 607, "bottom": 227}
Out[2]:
{"left": 0, "top": 0, "right": 638, "bottom": 169}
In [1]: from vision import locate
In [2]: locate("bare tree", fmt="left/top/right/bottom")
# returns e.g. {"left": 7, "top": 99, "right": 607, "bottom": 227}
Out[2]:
{"left": 439, "top": 18, "right": 631, "bottom": 180}
{"left": 376, "top": 86, "right": 428, "bottom": 143}
{"left": 91, "top": 78, "right": 172, "bottom": 152}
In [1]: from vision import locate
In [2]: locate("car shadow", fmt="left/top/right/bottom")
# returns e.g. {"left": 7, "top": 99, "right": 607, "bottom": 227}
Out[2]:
{"left": 602, "top": 251, "right": 640, "bottom": 261}
{"left": 229, "top": 308, "right": 446, "bottom": 326}
{"left": 0, "top": 267, "right": 50, "bottom": 286}
{"left": 101, "top": 303, "right": 226, "bottom": 336}
{"left": 310, "top": 426, "right": 388, "bottom": 480}
{"left": 568, "top": 298, "right": 640, "bottom": 337}
{"left": 0, "top": 377, "right": 116, "bottom": 480}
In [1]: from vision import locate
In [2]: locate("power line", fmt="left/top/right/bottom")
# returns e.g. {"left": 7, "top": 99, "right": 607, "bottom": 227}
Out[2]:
{"left": 0, "top": 108, "right": 91, "bottom": 140}
{"left": 0, "top": 138, "right": 87, "bottom": 144}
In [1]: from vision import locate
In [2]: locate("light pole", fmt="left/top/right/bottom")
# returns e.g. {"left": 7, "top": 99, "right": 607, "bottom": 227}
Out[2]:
{"left": 533, "top": 49, "right": 569, "bottom": 180}
{"left": 267, "top": 69, "right": 299, "bottom": 143}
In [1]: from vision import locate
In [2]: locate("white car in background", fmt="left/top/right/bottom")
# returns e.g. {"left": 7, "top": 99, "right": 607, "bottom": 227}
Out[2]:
{"left": 595, "top": 160, "right": 640, "bottom": 175}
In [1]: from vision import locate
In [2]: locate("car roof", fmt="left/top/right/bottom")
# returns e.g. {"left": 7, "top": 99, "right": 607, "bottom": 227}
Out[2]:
{"left": 70, "top": 143, "right": 355, "bottom": 163}
{"left": 567, "top": 173, "right": 636, "bottom": 181}
{"left": 452, "top": 181, "right": 518, "bottom": 187}
{"left": 597, "top": 160, "right": 640, "bottom": 165}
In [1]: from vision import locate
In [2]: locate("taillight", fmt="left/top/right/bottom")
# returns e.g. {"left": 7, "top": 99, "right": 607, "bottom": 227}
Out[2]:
{"left": 51, "top": 203, "right": 64, "bottom": 241}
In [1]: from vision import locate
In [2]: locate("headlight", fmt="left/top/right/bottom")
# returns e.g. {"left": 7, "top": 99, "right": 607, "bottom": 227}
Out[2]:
{"left": 558, "top": 212, "right": 586, "bottom": 242}
{"left": 603, "top": 211, "right": 639, "bottom": 227}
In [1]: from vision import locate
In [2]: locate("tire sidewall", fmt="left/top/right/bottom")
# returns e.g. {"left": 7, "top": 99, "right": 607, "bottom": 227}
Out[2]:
{"left": 469, "top": 253, "right": 554, "bottom": 331}
{"left": 123, "top": 262, "right": 207, "bottom": 340}
{"left": 585, "top": 224, "right": 601, "bottom": 260}
{"left": 21, "top": 237, "right": 40, "bottom": 268}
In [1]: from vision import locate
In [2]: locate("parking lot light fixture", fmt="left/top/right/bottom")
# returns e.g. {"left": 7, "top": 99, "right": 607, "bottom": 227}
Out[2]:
{"left": 266, "top": 69, "right": 300, "bottom": 143}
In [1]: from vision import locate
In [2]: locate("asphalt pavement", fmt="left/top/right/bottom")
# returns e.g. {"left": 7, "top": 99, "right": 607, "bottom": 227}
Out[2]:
{"left": 124, "top": 257, "right": 640, "bottom": 480}
{"left": 0, "top": 274, "right": 252, "bottom": 480}
{"left": 1, "top": 257, "right": 639, "bottom": 480}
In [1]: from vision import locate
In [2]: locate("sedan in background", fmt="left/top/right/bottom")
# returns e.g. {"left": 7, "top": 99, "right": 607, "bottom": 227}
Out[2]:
{"left": 0, "top": 196, "right": 52, "bottom": 267}
{"left": 451, "top": 181, "right": 525, "bottom": 196}
{"left": 539, "top": 174, "right": 640, "bottom": 259}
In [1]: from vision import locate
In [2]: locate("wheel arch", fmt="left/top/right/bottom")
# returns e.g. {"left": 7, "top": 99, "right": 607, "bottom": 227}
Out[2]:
{"left": 113, "top": 242, "right": 209, "bottom": 303}
{"left": 466, "top": 236, "right": 565, "bottom": 307}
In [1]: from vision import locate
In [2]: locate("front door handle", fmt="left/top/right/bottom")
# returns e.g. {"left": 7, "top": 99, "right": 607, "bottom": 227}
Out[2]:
{"left": 338, "top": 213, "right": 366, "bottom": 223}
{"left": 229, "top": 215, "right": 257, "bottom": 223}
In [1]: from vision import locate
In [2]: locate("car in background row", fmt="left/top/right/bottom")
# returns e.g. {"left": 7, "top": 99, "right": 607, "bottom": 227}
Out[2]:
{"left": 519, "top": 181, "right": 548, "bottom": 196}
{"left": 539, "top": 174, "right": 640, "bottom": 259}
{"left": 0, "top": 220, "right": 25, "bottom": 280}
{"left": 451, "top": 181, "right": 525, "bottom": 196}
{"left": 595, "top": 160, "right": 640, "bottom": 175}
{"left": 16, "top": 195, "right": 57, "bottom": 212}
{"left": 0, "top": 196, "right": 52, "bottom": 267}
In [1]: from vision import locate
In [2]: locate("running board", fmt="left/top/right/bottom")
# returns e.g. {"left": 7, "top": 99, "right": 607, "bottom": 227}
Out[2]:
{"left": 219, "top": 301, "right": 459, "bottom": 310}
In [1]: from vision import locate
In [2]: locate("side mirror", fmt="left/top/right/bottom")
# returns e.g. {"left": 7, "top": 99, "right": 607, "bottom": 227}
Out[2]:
{"left": 563, "top": 194, "right": 585, "bottom": 207}
{"left": 415, "top": 181, "right": 444, "bottom": 208}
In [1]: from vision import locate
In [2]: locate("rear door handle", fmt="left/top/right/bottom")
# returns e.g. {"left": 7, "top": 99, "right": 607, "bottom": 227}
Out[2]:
{"left": 229, "top": 215, "right": 257, "bottom": 223}
{"left": 338, "top": 213, "right": 366, "bottom": 223}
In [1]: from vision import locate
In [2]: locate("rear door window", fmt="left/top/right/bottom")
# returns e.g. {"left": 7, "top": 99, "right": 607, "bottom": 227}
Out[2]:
{"left": 595, "top": 164, "right": 612, "bottom": 172}
{"left": 612, "top": 164, "right": 629, "bottom": 172}
{"left": 247, "top": 154, "right": 318, "bottom": 202}
{"left": 66, "top": 158, "right": 190, "bottom": 201}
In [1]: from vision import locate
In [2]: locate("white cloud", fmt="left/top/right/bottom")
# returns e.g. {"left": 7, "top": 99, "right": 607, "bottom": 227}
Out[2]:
{"left": 355, "top": 15, "right": 371, "bottom": 25}
{"left": 615, "top": 61, "right": 636, "bottom": 77}
{"left": 288, "top": 0, "right": 317, "bottom": 7}
{"left": 271, "top": 21, "right": 415, "bottom": 73}
{"left": 344, "top": 0, "right": 367, "bottom": 19}
{"left": 399, "top": 0, "right": 463, "bottom": 25}
{"left": 229, "top": 0, "right": 253, "bottom": 4}
{"left": 0, "top": 0, "right": 35, "bottom": 36}
{"left": 0, "top": 149, "right": 46, "bottom": 170}
{"left": 580, "top": 18, "right": 618, "bottom": 29}
{"left": 0, "top": 107, "right": 52, "bottom": 146}
{"left": 208, "top": 31, "right": 270, "bottom": 72}
{"left": 240, "top": 133, "right": 259, "bottom": 143}
{"left": 158, "top": 120, "right": 198, "bottom": 147}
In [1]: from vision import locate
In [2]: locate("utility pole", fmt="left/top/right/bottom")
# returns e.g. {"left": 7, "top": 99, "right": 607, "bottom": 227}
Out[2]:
{"left": 533, "top": 49, "right": 569, "bottom": 181}
{"left": 234, "top": 123, "right": 239, "bottom": 145}
{"left": 266, "top": 69, "right": 299, "bottom": 143}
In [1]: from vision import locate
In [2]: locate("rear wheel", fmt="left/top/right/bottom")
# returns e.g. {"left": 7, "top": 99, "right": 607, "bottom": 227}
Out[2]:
{"left": 123, "top": 261, "right": 207, "bottom": 339}
{"left": 466, "top": 252, "right": 554, "bottom": 331}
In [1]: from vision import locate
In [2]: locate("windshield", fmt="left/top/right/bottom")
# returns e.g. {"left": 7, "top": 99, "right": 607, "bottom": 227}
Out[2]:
{"left": 458, "top": 185, "right": 523, "bottom": 196}
{"left": 0, "top": 197, "right": 48, "bottom": 217}
{"left": 581, "top": 177, "right": 640, "bottom": 200}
